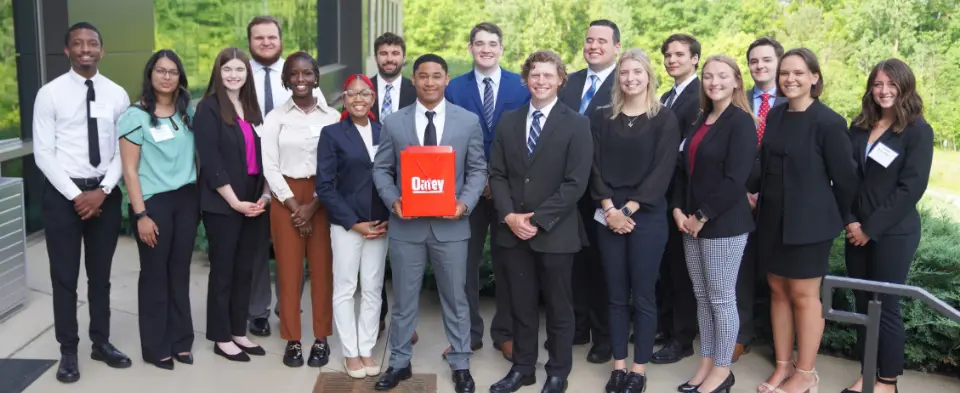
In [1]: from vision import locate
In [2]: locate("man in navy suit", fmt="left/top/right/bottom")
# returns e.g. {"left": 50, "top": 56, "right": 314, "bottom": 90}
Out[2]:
{"left": 372, "top": 33, "right": 418, "bottom": 121}
{"left": 445, "top": 22, "right": 530, "bottom": 362}
{"left": 735, "top": 36, "right": 787, "bottom": 362}
{"left": 557, "top": 19, "right": 621, "bottom": 365}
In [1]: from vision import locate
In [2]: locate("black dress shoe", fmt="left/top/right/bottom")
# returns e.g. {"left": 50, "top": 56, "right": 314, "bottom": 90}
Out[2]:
{"left": 374, "top": 365, "right": 413, "bottom": 390}
{"left": 214, "top": 344, "right": 251, "bottom": 362}
{"left": 452, "top": 369, "right": 476, "bottom": 393}
{"left": 490, "top": 370, "right": 536, "bottom": 393}
{"left": 56, "top": 355, "right": 80, "bottom": 383}
{"left": 233, "top": 340, "right": 266, "bottom": 356}
{"left": 149, "top": 358, "right": 174, "bottom": 370}
{"left": 622, "top": 372, "right": 646, "bottom": 393}
{"left": 587, "top": 343, "right": 613, "bottom": 364}
{"left": 677, "top": 381, "right": 699, "bottom": 392}
{"left": 605, "top": 370, "right": 627, "bottom": 393}
{"left": 248, "top": 318, "right": 271, "bottom": 337}
{"left": 307, "top": 340, "right": 330, "bottom": 368}
{"left": 540, "top": 376, "right": 567, "bottom": 393}
{"left": 283, "top": 341, "right": 304, "bottom": 367}
{"left": 651, "top": 339, "right": 693, "bottom": 364}
{"left": 173, "top": 353, "right": 194, "bottom": 365}
{"left": 91, "top": 343, "right": 132, "bottom": 368}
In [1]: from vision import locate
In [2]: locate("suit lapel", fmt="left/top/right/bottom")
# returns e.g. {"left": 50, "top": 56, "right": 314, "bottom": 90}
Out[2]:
{"left": 344, "top": 120, "right": 373, "bottom": 166}
{"left": 513, "top": 109, "right": 530, "bottom": 164}
{"left": 439, "top": 105, "right": 455, "bottom": 146}
{"left": 528, "top": 104, "right": 566, "bottom": 165}
{"left": 371, "top": 75, "right": 381, "bottom": 118}
{"left": 466, "top": 72, "right": 484, "bottom": 123}
{"left": 588, "top": 76, "right": 613, "bottom": 114}
{"left": 563, "top": 71, "right": 587, "bottom": 109}
{"left": 493, "top": 69, "right": 511, "bottom": 126}
{"left": 403, "top": 107, "right": 420, "bottom": 146}
{"left": 693, "top": 106, "right": 735, "bottom": 165}
{"left": 865, "top": 128, "right": 895, "bottom": 175}
{"left": 671, "top": 78, "right": 699, "bottom": 110}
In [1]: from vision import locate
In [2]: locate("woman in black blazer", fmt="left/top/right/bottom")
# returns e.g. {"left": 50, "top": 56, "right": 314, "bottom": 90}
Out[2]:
{"left": 671, "top": 55, "right": 756, "bottom": 393}
{"left": 841, "top": 59, "right": 933, "bottom": 393}
{"left": 316, "top": 74, "right": 391, "bottom": 378}
{"left": 194, "top": 48, "right": 270, "bottom": 362}
{"left": 755, "top": 48, "right": 858, "bottom": 393}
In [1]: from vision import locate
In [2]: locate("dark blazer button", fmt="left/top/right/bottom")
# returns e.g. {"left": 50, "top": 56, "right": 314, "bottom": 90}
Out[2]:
{"left": 524, "top": 178, "right": 530, "bottom": 183}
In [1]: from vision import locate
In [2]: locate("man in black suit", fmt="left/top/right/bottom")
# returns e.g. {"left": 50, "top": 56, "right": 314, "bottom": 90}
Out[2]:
{"left": 488, "top": 50, "right": 593, "bottom": 393}
{"left": 736, "top": 36, "right": 787, "bottom": 362}
{"left": 653, "top": 33, "right": 702, "bottom": 365}
{"left": 557, "top": 19, "right": 620, "bottom": 364}
{"left": 371, "top": 32, "right": 418, "bottom": 121}
{"left": 370, "top": 32, "right": 419, "bottom": 342}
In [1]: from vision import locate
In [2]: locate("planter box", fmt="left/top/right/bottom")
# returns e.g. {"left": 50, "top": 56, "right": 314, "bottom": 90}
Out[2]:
{"left": 0, "top": 178, "right": 27, "bottom": 322}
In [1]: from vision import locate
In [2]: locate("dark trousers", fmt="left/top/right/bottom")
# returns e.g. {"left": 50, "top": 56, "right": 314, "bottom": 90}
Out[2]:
{"left": 503, "top": 242, "right": 574, "bottom": 379}
{"left": 134, "top": 184, "right": 199, "bottom": 361}
{"left": 466, "top": 197, "right": 512, "bottom": 345}
{"left": 597, "top": 209, "right": 667, "bottom": 364}
{"left": 203, "top": 206, "right": 269, "bottom": 342}
{"left": 656, "top": 216, "right": 698, "bottom": 348}
{"left": 43, "top": 180, "right": 122, "bottom": 355}
{"left": 845, "top": 231, "right": 920, "bottom": 379}
{"left": 736, "top": 231, "right": 759, "bottom": 345}
{"left": 573, "top": 195, "right": 610, "bottom": 346}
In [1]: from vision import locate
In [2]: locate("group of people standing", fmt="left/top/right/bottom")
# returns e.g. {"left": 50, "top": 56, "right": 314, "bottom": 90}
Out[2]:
{"left": 34, "top": 14, "right": 932, "bottom": 393}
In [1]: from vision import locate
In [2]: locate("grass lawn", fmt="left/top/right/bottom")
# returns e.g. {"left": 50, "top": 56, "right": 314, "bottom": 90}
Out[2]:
{"left": 929, "top": 149, "right": 960, "bottom": 195}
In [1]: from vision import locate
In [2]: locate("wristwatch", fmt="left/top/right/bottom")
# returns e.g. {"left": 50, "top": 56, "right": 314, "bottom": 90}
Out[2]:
{"left": 620, "top": 206, "right": 634, "bottom": 217}
{"left": 695, "top": 209, "right": 709, "bottom": 223}
{"left": 100, "top": 185, "right": 112, "bottom": 195}
{"left": 132, "top": 210, "right": 149, "bottom": 220}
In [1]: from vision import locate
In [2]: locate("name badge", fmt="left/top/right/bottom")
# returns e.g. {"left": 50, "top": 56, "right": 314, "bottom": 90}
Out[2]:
{"left": 868, "top": 141, "right": 899, "bottom": 168}
{"left": 310, "top": 125, "right": 323, "bottom": 137}
{"left": 679, "top": 138, "right": 687, "bottom": 152}
{"left": 593, "top": 208, "right": 608, "bottom": 226}
{"left": 90, "top": 101, "right": 112, "bottom": 119}
{"left": 150, "top": 124, "right": 175, "bottom": 142}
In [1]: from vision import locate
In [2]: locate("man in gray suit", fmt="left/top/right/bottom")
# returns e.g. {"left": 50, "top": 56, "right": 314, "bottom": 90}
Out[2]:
{"left": 372, "top": 54, "right": 487, "bottom": 393}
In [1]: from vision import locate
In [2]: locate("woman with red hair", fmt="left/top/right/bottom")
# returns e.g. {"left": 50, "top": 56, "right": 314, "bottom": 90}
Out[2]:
{"left": 316, "top": 74, "right": 391, "bottom": 378}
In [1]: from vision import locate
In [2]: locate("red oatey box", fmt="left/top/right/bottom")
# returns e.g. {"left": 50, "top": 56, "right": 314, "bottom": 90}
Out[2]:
{"left": 400, "top": 146, "right": 457, "bottom": 217}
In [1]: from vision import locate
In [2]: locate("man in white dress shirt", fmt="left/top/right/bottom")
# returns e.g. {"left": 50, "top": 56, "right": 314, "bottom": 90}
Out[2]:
{"left": 244, "top": 15, "right": 327, "bottom": 337}
{"left": 33, "top": 22, "right": 133, "bottom": 383}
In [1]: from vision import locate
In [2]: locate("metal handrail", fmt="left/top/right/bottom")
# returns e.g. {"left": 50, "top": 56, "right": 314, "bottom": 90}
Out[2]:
{"left": 821, "top": 275, "right": 960, "bottom": 393}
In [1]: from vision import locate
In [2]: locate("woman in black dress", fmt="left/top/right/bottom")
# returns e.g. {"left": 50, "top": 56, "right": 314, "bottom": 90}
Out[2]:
{"left": 755, "top": 48, "right": 858, "bottom": 393}
{"left": 841, "top": 59, "right": 933, "bottom": 393}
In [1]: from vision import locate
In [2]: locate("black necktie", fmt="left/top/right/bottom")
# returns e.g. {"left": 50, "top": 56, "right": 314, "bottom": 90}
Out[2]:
{"left": 263, "top": 67, "right": 274, "bottom": 115}
{"left": 84, "top": 80, "right": 101, "bottom": 167}
{"left": 665, "top": 87, "right": 678, "bottom": 108}
{"left": 424, "top": 111, "right": 437, "bottom": 146}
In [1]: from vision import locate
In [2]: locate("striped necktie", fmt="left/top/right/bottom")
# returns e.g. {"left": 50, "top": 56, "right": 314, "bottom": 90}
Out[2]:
{"left": 527, "top": 110, "right": 543, "bottom": 157}
{"left": 482, "top": 77, "right": 495, "bottom": 130}
{"left": 579, "top": 75, "right": 599, "bottom": 114}
{"left": 381, "top": 84, "right": 393, "bottom": 119}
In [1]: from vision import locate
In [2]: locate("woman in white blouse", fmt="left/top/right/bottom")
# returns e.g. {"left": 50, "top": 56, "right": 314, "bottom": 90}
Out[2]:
{"left": 316, "top": 74, "right": 391, "bottom": 378}
{"left": 260, "top": 52, "right": 339, "bottom": 368}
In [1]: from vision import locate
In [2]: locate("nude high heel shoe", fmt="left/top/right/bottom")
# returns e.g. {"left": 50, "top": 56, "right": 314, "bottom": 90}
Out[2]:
{"left": 774, "top": 367, "right": 819, "bottom": 393}
{"left": 758, "top": 360, "right": 794, "bottom": 393}
{"left": 343, "top": 359, "right": 366, "bottom": 379}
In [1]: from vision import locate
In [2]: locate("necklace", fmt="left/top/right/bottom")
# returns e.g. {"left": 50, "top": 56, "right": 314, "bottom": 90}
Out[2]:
{"left": 626, "top": 114, "right": 641, "bottom": 127}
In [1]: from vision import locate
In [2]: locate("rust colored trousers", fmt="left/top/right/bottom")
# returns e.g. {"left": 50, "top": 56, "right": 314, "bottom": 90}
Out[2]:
{"left": 271, "top": 176, "right": 333, "bottom": 341}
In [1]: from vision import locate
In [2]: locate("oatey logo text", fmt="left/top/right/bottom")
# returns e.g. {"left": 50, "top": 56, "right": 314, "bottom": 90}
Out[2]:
{"left": 411, "top": 176, "right": 444, "bottom": 194}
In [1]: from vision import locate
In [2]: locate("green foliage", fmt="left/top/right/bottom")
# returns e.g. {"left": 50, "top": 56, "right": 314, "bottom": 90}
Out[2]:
{"left": 402, "top": 0, "right": 960, "bottom": 147}
{"left": 0, "top": 0, "right": 20, "bottom": 140}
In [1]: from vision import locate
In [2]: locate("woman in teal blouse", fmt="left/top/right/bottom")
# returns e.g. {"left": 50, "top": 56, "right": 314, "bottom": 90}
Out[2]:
{"left": 118, "top": 50, "right": 199, "bottom": 370}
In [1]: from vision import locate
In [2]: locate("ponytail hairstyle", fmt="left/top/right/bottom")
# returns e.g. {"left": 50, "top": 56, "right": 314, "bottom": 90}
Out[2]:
{"left": 340, "top": 73, "right": 378, "bottom": 122}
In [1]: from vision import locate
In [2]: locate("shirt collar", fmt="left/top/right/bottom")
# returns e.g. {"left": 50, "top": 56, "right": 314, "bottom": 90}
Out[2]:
{"left": 674, "top": 73, "right": 698, "bottom": 91}
{"left": 475, "top": 67, "right": 502, "bottom": 86}
{"left": 68, "top": 68, "right": 100, "bottom": 85}
{"left": 281, "top": 97, "right": 331, "bottom": 115}
{"left": 416, "top": 99, "right": 447, "bottom": 118}
{"left": 378, "top": 74, "right": 402, "bottom": 90}
{"left": 754, "top": 86, "right": 777, "bottom": 98}
{"left": 528, "top": 97, "right": 559, "bottom": 120}
{"left": 251, "top": 58, "right": 283, "bottom": 73}
{"left": 587, "top": 63, "right": 617, "bottom": 85}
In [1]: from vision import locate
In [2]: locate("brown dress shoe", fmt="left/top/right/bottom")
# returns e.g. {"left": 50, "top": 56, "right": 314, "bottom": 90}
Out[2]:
{"left": 500, "top": 341, "right": 513, "bottom": 361}
{"left": 732, "top": 344, "right": 750, "bottom": 363}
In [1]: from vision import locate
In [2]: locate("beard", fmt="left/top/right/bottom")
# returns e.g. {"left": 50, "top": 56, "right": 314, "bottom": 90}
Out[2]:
{"left": 250, "top": 45, "right": 283, "bottom": 66}
{"left": 378, "top": 61, "right": 403, "bottom": 78}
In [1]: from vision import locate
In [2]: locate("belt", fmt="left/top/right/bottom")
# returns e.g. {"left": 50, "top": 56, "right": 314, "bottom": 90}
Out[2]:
{"left": 71, "top": 176, "right": 105, "bottom": 191}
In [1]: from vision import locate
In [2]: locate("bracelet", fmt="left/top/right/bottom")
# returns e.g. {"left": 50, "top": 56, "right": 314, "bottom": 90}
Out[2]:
{"left": 261, "top": 193, "right": 271, "bottom": 200}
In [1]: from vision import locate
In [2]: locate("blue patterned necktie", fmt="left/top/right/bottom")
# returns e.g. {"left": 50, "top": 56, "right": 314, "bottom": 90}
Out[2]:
{"left": 482, "top": 77, "right": 495, "bottom": 130}
{"left": 579, "top": 74, "right": 599, "bottom": 114}
{"left": 263, "top": 68, "right": 274, "bottom": 115}
{"left": 527, "top": 110, "right": 543, "bottom": 157}
{"left": 381, "top": 84, "right": 394, "bottom": 120}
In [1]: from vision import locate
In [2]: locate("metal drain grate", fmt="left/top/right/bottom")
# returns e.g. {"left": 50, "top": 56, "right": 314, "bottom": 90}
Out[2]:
{"left": 313, "top": 373, "right": 438, "bottom": 393}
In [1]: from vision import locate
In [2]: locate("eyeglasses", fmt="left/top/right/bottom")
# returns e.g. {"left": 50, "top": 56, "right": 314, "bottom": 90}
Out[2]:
{"left": 344, "top": 89, "right": 373, "bottom": 98}
{"left": 153, "top": 67, "right": 180, "bottom": 78}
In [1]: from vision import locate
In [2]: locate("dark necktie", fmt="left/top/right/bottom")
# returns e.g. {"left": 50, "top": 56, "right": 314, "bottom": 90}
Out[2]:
{"left": 424, "top": 111, "right": 437, "bottom": 146}
{"left": 84, "top": 80, "right": 101, "bottom": 167}
{"left": 482, "top": 77, "right": 495, "bottom": 130}
{"left": 665, "top": 87, "right": 678, "bottom": 108}
{"left": 263, "top": 67, "right": 274, "bottom": 115}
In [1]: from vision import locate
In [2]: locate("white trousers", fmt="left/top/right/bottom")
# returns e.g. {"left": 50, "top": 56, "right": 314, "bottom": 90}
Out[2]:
{"left": 331, "top": 224, "right": 388, "bottom": 358}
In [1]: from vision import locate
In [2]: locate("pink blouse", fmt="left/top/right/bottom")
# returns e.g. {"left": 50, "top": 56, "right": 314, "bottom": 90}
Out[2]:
{"left": 238, "top": 118, "right": 260, "bottom": 175}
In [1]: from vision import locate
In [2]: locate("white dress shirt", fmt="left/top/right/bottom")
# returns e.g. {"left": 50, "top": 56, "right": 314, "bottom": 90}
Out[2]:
{"left": 414, "top": 99, "right": 448, "bottom": 145}
{"left": 251, "top": 58, "right": 328, "bottom": 118}
{"left": 672, "top": 73, "right": 699, "bottom": 98}
{"left": 581, "top": 63, "right": 616, "bottom": 98}
{"left": 525, "top": 97, "right": 559, "bottom": 140}
{"left": 261, "top": 98, "right": 339, "bottom": 202}
{"left": 32, "top": 69, "right": 130, "bottom": 200}
{"left": 475, "top": 67, "right": 501, "bottom": 106}
{"left": 377, "top": 74, "right": 402, "bottom": 115}
{"left": 355, "top": 122, "right": 377, "bottom": 161}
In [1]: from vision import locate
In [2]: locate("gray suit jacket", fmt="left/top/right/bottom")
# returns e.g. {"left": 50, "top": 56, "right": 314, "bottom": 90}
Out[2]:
{"left": 372, "top": 100, "right": 488, "bottom": 243}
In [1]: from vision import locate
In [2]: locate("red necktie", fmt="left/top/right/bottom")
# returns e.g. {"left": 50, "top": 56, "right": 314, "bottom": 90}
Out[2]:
{"left": 756, "top": 93, "right": 772, "bottom": 146}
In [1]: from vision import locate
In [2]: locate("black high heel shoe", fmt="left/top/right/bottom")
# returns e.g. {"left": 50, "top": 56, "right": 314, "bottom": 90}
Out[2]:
{"left": 149, "top": 358, "right": 174, "bottom": 370}
{"left": 233, "top": 340, "right": 266, "bottom": 356}
{"left": 697, "top": 372, "right": 735, "bottom": 393}
{"left": 173, "top": 353, "right": 193, "bottom": 365}
{"left": 214, "top": 344, "right": 251, "bottom": 362}
{"left": 678, "top": 381, "right": 700, "bottom": 392}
